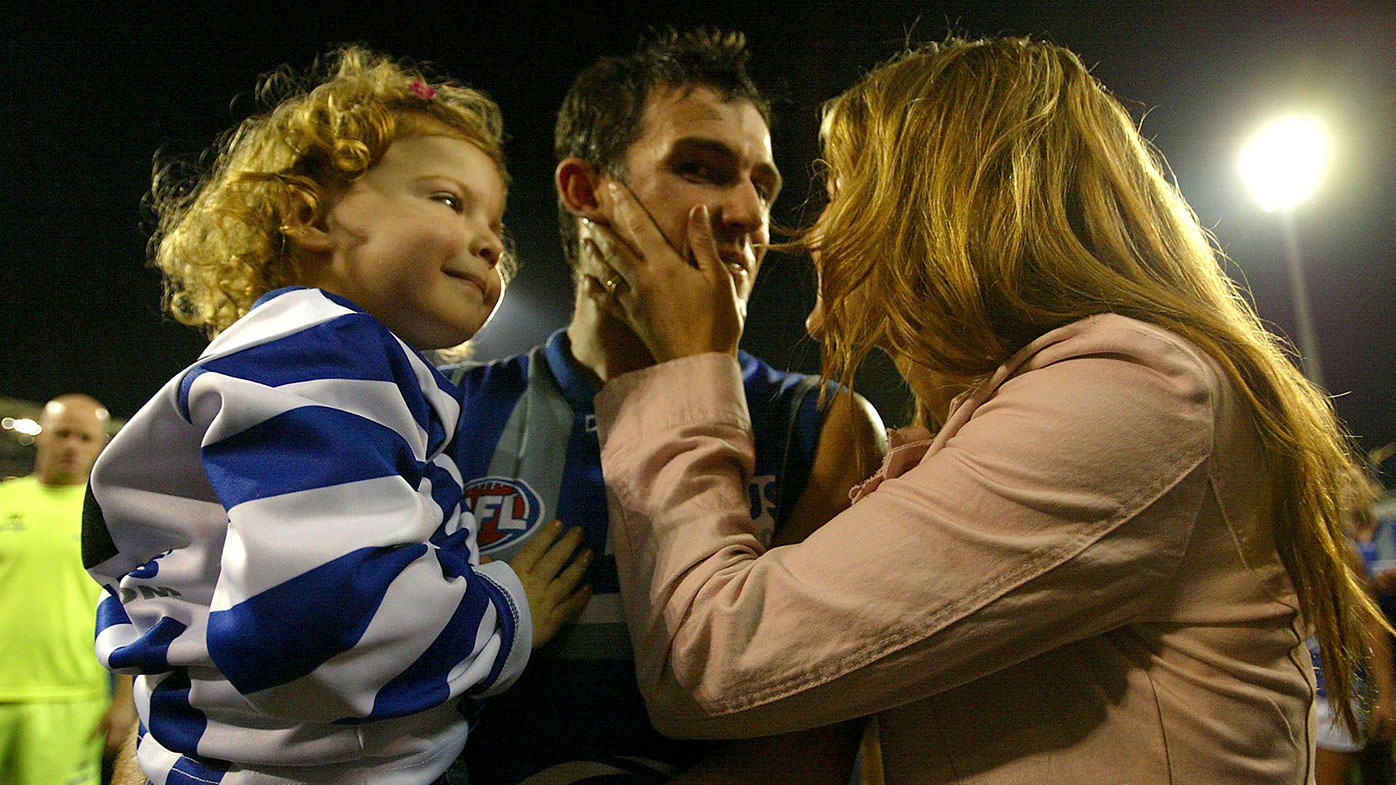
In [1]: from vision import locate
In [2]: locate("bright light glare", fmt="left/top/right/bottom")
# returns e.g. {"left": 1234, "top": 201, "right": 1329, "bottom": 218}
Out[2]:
{"left": 6, "top": 418, "right": 41, "bottom": 436}
{"left": 1239, "top": 117, "right": 1328, "bottom": 212}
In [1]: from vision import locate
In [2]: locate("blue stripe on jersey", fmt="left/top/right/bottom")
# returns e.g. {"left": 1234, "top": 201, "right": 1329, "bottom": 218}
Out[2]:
{"left": 203, "top": 310, "right": 414, "bottom": 387}
{"left": 201, "top": 406, "right": 422, "bottom": 510}
{"left": 187, "top": 307, "right": 438, "bottom": 444}
{"left": 176, "top": 367, "right": 209, "bottom": 424}
{"left": 206, "top": 543, "right": 428, "bottom": 697}
{"left": 555, "top": 402, "right": 615, "bottom": 595}
{"left": 431, "top": 545, "right": 519, "bottom": 695}
{"left": 105, "top": 616, "right": 187, "bottom": 673}
{"left": 452, "top": 354, "right": 530, "bottom": 481}
{"left": 737, "top": 353, "right": 832, "bottom": 525}
{"left": 779, "top": 379, "right": 839, "bottom": 523}
{"left": 364, "top": 561, "right": 514, "bottom": 719}
{"left": 425, "top": 460, "right": 463, "bottom": 526}
{"left": 468, "top": 572, "right": 521, "bottom": 695}
{"left": 168, "top": 754, "right": 230, "bottom": 785}
{"left": 96, "top": 589, "right": 132, "bottom": 632}
{"left": 148, "top": 668, "right": 222, "bottom": 764}
{"left": 536, "top": 336, "right": 620, "bottom": 595}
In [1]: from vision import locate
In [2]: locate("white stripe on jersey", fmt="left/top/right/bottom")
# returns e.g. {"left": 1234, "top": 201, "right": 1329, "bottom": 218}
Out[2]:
{"left": 278, "top": 376, "right": 434, "bottom": 456}
{"left": 213, "top": 475, "right": 449, "bottom": 606}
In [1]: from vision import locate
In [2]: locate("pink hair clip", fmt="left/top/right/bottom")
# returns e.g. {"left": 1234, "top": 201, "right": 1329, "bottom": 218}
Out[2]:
{"left": 410, "top": 81, "right": 436, "bottom": 100}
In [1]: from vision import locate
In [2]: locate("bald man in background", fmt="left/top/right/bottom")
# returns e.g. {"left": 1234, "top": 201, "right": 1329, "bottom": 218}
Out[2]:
{"left": 0, "top": 395, "right": 135, "bottom": 785}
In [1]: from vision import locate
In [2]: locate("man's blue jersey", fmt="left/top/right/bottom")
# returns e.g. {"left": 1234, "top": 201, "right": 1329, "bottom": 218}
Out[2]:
{"left": 444, "top": 330, "right": 832, "bottom": 785}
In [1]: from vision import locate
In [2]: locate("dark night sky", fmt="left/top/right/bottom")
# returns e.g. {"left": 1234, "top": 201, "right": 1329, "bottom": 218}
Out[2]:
{"left": 5, "top": 1, "right": 1394, "bottom": 470}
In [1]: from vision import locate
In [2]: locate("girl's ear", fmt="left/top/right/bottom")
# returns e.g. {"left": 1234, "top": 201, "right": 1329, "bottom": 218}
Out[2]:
{"left": 279, "top": 189, "right": 332, "bottom": 254}
{"left": 556, "top": 157, "right": 610, "bottom": 221}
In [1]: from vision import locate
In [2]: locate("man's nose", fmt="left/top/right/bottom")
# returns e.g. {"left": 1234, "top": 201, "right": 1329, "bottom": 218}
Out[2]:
{"left": 715, "top": 180, "right": 767, "bottom": 237}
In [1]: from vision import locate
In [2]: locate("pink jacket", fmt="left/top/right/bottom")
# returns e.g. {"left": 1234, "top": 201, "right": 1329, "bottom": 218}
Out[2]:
{"left": 596, "top": 314, "right": 1314, "bottom": 784}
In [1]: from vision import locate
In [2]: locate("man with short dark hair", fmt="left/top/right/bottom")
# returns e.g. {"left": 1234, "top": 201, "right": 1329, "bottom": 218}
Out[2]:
{"left": 103, "top": 30, "right": 886, "bottom": 785}
{"left": 0, "top": 395, "right": 135, "bottom": 784}
{"left": 448, "top": 28, "right": 886, "bottom": 785}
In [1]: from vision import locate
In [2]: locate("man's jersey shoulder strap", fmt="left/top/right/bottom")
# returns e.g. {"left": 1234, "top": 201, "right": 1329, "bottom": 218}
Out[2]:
{"left": 737, "top": 352, "right": 835, "bottom": 527}
{"left": 448, "top": 353, "right": 531, "bottom": 481}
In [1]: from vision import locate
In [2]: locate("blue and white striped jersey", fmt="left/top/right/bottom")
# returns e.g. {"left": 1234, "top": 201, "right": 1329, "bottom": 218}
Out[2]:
{"left": 83, "top": 287, "right": 531, "bottom": 785}
{"left": 442, "top": 330, "right": 831, "bottom": 785}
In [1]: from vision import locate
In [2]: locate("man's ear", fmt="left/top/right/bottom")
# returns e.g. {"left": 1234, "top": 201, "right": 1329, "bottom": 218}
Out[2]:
{"left": 279, "top": 190, "right": 333, "bottom": 255}
{"left": 556, "top": 157, "right": 609, "bottom": 221}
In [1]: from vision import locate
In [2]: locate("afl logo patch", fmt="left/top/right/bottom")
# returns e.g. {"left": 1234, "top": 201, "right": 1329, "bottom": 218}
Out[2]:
{"left": 464, "top": 476, "right": 544, "bottom": 552}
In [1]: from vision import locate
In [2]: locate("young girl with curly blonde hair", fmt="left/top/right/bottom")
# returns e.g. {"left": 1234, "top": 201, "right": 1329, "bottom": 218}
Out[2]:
{"left": 85, "top": 46, "right": 587, "bottom": 785}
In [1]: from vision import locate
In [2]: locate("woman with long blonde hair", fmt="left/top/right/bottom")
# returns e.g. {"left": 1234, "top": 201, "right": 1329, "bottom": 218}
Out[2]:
{"left": 580, "top": 36, "right": 1383, "bottom": 782}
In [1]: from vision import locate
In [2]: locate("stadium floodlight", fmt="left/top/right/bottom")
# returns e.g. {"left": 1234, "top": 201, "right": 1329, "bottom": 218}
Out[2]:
{"left": 1238, "top": 116, "right": 1328, "bottom": 213}
{"left": 1239, "top": 115, "right": 1329, "bottom": 387}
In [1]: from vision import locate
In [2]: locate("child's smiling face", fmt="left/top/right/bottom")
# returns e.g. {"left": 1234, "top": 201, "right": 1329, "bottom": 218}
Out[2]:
{"left": 303, "top": 132, "right": 507, "bottom": 350}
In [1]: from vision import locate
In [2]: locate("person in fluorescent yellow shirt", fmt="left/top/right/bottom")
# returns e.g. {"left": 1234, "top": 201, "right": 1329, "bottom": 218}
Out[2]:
{"left": 0, "top": 394, "right": 134, "bottom": 784}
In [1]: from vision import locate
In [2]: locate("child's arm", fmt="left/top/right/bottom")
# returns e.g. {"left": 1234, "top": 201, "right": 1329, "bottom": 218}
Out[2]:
{"left": 108, "top": 724, "right": 143, "bottom": 785}
{"left": 89, "top": 674, "right": 137, "bottom": 763}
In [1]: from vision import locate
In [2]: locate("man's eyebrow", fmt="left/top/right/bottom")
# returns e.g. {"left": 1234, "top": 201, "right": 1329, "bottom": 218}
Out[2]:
{"left": 668, "top": 137, "right": 738, "bottom": 159}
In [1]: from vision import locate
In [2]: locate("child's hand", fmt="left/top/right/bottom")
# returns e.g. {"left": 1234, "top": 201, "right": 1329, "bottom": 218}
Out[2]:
{"left": 506, "top": 520, "right": 593, "bottom": 648}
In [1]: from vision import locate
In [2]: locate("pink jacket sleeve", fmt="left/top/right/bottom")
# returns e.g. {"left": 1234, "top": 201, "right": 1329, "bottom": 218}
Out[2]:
{"left": 594, "top": 316, "right": 1218, "bottom": 738}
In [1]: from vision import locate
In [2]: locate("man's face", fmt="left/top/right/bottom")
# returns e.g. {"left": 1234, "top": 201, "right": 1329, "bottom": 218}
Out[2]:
{"left": 614, "top": 85, "right": 781, "bottom": 302}
{"left": 33, "top": 398, "right": 108, "bottom": 486}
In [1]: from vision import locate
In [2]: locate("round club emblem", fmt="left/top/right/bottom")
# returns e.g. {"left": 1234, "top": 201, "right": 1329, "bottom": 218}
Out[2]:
{"left": 463, "top": 476, "right": 545, "bottom": 553}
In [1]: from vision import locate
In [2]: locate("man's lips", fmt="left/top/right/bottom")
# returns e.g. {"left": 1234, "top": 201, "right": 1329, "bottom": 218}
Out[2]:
{"left": 718, "top": 247, "right": 753, "bottom": 274}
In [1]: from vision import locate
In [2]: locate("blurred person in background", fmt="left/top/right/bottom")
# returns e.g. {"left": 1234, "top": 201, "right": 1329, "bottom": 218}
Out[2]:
{"left": 0, "top": 394, "right": 134, "bottom": 784}
{"left": 1349, "top": 467, "right": 1396, "bottom": 785}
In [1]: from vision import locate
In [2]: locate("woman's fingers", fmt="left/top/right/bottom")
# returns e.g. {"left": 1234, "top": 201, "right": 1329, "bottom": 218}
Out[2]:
{"left": 605, "top": 181, "right": 691, "bottom": 270}
{"left": 686, "top": 204, "right": 742, "bottom": 301}
{"left": 687, "top": 203, "right": 746, "bottom": 348}
{"left": 579, "top": 220, "right": 641, "bottom": 320}
{"left": 578, "top": 230, "right": 624, "bottom": 296}
{"left": 577, "top": 179, "right": 743, "bottom": 359}
{"left": 686, "top": 203, "right": 721, "bottom": 278}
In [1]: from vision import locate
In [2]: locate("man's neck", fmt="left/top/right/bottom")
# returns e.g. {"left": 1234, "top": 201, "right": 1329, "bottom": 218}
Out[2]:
{"left": 565, "top": 291, "right": 656, "bottom": 386}
{"left": 33, "top": 472, "right": 83, "bottom": 488}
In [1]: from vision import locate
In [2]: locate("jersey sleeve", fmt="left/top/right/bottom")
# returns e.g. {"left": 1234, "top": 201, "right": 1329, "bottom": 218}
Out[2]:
{"left": 92, "top": 304, "right": 531, "bottom": 723}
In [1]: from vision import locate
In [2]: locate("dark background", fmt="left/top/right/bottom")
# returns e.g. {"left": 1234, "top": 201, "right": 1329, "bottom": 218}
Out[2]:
{"left": 4, "top": 1, "right": 1394, "bottom": 471}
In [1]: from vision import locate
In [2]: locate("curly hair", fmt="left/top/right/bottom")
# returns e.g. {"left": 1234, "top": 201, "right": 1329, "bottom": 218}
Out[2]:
{"left": 553, "top": 27, "right": 770, "bottom": 269}
{"left": 151, "top": 45, "right": 510, "bottom": 336}
{"left": 802, "top": 36, "right": 1381, "bottom": 736}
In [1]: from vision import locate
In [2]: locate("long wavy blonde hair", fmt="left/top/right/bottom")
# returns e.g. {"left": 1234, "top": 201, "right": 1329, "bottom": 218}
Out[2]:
{"left": 802, "top": 36, "right": 1380, "bottom": 733}
{"left": 151, "top": 45, "right": 511, "bottom": 337}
